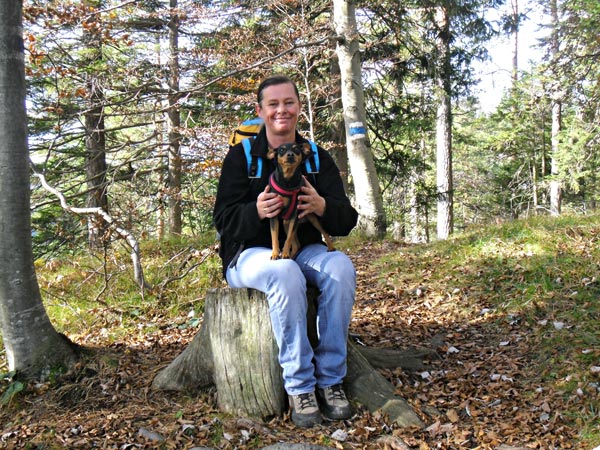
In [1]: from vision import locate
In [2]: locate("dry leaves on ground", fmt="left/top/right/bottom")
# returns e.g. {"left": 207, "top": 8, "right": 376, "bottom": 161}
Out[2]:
{"left": 0, "top": 240, "right": 591, "bottom": 449}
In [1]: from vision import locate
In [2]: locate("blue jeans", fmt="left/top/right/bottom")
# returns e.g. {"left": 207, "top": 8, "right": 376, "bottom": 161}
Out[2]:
{"left": 226, "top": 243, "right": 356, "bottom": 395}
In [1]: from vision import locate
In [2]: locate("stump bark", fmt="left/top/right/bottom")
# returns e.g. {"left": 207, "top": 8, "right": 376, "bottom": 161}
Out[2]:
{"left": 208, "top": 288, "right": 285, "bottom": 418}
{"left": 152, "top": 288, "right": 428, "bottom": 427}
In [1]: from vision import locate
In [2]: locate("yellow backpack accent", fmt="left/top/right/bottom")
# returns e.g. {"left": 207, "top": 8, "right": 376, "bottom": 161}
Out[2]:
{"left": 228, "top": 117, "right": 264, "bottom": 147}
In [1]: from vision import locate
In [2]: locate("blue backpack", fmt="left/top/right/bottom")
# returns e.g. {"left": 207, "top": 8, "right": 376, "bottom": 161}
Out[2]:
{"left": 229, "top": 118, "right": 320, "bottom": 179}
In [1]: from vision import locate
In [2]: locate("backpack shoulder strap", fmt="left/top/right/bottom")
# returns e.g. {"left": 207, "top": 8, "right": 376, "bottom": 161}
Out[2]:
{"left": 304, "top": 140, "right": 320, "bottom": 174}
{"left": 240, "top": 137, "right": 318, "bottom": 179}
{"left": 241, "top": 137, "right": 262, "bottom": 178}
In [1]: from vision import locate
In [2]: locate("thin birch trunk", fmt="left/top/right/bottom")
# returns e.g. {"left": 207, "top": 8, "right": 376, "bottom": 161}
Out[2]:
{"left": 333, "top": 0, "right": 386, "bottom": 238}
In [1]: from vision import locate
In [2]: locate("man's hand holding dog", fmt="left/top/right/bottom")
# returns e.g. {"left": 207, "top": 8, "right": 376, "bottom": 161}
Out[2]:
{"left": 257, "top": 185, "right": 283, "bottom": 220}
{"left": 297, "top": 176, "right": 325, "bottom": 219}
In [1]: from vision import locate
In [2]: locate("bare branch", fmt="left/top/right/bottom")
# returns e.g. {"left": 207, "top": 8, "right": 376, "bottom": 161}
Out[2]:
{"left": 156, "top": 244, "right": 218, "bottom": 294}
{"left": 32, "top": 169, "right": 150, "bottom": 291}
{"left": 88, "top": 0, "right": 138, "bottom": 17}
{"left": 180, "top": 35, "right": 344, "bottom": 98}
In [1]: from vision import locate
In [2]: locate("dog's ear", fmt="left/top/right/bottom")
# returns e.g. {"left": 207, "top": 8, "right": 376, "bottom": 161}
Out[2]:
{"left": 267, "top": 148, "right": 276, "bottom": 160}
{"left": 301, "top": 143, "right": 312, "bottom": 160}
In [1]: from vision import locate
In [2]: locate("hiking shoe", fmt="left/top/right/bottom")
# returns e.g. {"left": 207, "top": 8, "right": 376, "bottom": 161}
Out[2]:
{"left": 317, "top": 384, "right": 353, "bottom": 420}
{"left": 289, "top": 391, "right": 322, "bottom": 428}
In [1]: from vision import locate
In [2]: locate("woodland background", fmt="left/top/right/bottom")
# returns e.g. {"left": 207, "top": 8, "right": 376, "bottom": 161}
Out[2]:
{"left": 0, "top": 0, "right": 599, "bottom": 449}
{"left": 22, "top": 0, "right": 600, "bottom": 255}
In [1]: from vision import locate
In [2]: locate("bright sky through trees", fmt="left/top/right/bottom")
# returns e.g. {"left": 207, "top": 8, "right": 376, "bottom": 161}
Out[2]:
{"left": 475, "top": 0, "right": 547, "bottom": 112}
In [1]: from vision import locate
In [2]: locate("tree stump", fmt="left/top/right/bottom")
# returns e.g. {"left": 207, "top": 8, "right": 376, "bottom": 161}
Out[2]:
{"left": 152, "top": 288, "right": 428, "bottom": 427}
{"left": 152, "top": 288, "right": 285, "bottom": 418}
{"left": 208, "top": 288, "right": 285, "bottom": 418}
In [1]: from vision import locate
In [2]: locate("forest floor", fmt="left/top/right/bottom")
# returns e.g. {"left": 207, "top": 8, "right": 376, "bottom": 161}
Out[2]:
{"left": 1, "top": 218, "right": 599, "bottom": 450}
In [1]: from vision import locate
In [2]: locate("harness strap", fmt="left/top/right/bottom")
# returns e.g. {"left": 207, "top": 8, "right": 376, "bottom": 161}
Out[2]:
{"left": 269, "top": 173, "right": 301, "bottom": 221}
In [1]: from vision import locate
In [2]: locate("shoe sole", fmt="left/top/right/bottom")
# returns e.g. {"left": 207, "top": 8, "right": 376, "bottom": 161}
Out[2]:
{"left": 320, "top": 406, "right": 353, "bottom": 421}
{"left": 291, "top": 411, "right": 323, "bottom": 427}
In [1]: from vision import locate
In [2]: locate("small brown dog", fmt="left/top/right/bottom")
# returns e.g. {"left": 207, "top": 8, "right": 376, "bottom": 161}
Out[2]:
{"left": 267, "top": 143, "right": 335, "bottom": 260}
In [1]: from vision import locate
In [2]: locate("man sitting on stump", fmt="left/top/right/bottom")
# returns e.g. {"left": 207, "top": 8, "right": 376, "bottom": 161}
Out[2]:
{"left": 213, "top": 74, "right": 358, "bottom": 427}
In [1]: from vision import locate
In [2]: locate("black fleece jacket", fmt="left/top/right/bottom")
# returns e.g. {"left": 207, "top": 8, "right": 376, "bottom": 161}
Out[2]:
{"left": 213, "top": 128, "right": 358, "bottom": 278}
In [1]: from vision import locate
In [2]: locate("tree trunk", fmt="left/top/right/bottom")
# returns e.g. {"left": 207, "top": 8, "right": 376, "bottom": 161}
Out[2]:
{"left": 407, "top": 137, "right": 429, "bottom": 244}
{"left": 326, "top": 58, "right": 350, "bottom": 191}
{"left": 407, "top": 169, "right": 428, "bottom": 244}
{"left": 0, "top": 0, "right": 78, "bottom": 379}
{"left": 549, "top": 0, "right": 562, "bottom": 216}
{"left": 510, "top": 0, "right": 519, "bottom": 85}
{"left": 152, "top": 288, "right": 426, "bottom": 427}
{"left": 83, "top": 0, "right": 109, "bottom": 250}
{"left": 84, "top": 77, "right": 108, "bottom": 249}
{"left": 434, "top": 6, "right": 453, "bottom": 239}
{"left": 152, "top": 33, "right": 167, "bottom": 241}
{"left": 550, "top": 103, "right": 562, "bottom": 216}
{"left": 167, "top": 0, "right": 182, "bottom": 236}
{"left": 333, "top": 0, "right": 386, "bottom": 238}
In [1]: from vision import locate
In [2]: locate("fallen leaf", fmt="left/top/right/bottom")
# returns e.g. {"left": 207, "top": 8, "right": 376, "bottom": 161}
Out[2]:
{"left": 375, "top": 435, "right": 412, "bottom": 450}
{"left": 446, "top": 409, "right": 459, "bottom": 423}
{"left": 331, "top": 429, "right": 348, "bottom": 442}
{"left": 138, "top": 428, "right": 164, "bottom": 442}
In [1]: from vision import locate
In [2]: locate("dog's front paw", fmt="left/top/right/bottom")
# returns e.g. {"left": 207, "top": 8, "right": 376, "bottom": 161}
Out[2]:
{"left": 271, "top": 251, "right": 280, "bottom": 260}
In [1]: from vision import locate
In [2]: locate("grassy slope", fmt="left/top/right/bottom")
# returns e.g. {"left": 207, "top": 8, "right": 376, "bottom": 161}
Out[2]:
{"left": 380, "top": 216, "right": 600, "bottom": 449}
{"left": 1, "top": 214, "right": 599, "bottom": 448}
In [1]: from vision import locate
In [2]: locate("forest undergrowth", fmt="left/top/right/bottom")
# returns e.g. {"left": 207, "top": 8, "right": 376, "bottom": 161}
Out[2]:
{"left": 0, "top": 214, "right": 599, "bottom": 449}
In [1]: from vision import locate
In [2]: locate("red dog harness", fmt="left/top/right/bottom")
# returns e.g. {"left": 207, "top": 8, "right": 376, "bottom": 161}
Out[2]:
{"left": 269, "top": 173, "right": 301, "bottom": 221}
